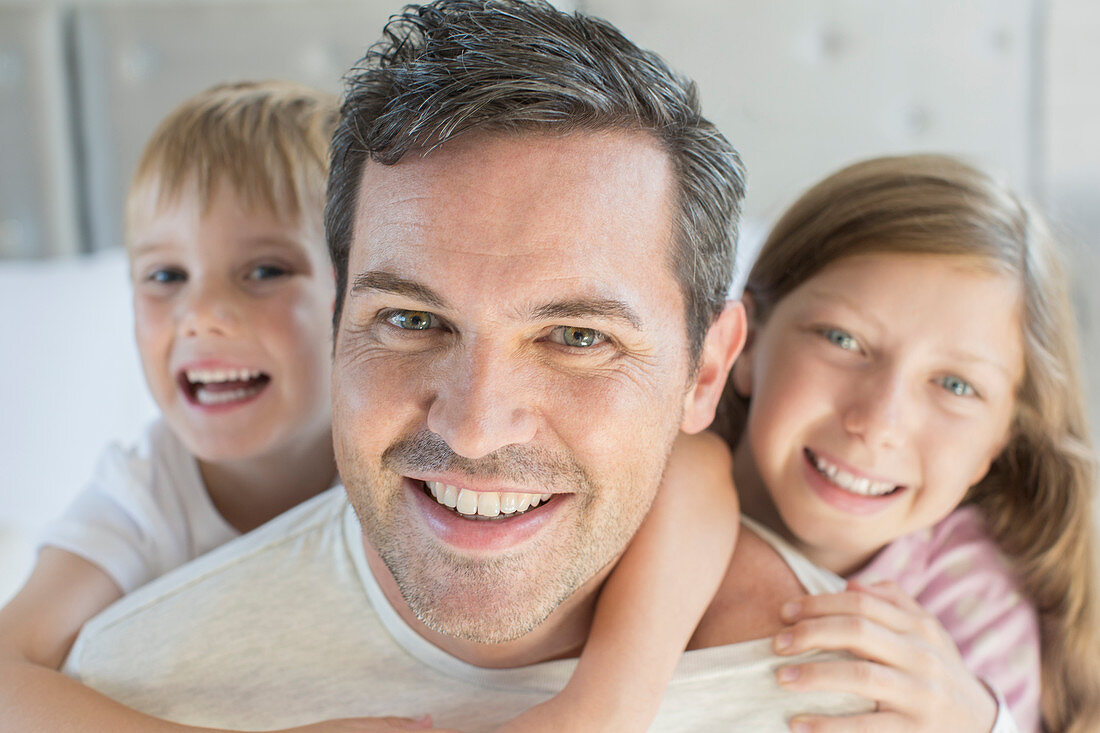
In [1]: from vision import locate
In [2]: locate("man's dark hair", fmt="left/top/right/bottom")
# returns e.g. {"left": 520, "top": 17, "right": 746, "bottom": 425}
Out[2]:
{"left": 326, "top": 0, "right": 745, "bottom": 362}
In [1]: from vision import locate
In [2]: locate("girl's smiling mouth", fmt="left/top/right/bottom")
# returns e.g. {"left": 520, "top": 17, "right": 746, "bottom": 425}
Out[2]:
{"left": 804, "top": 448, "right": 904, "bottom": 498}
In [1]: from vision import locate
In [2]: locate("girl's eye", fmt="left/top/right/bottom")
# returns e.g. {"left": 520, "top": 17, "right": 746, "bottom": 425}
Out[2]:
{"left": 938, "top": 375, "right": 977, "bottom": 398}
{"left": 549, "top": 325, "right": 606, "bottom": 348}
{"left": 248, "top": 264, "right": 289, "bottom": 280}
{"left": 147, "top": 268, "right": 186, "bottom": 284}
{"left": 386, "top": 310, "right": 438, "bottom": 331}
{"left": 822, "top": 328, "right": 859, "bottom": 352}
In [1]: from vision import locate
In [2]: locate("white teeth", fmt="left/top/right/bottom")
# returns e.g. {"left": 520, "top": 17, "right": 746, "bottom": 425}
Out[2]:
{"left": 442, "top": 484, "right": 458, "bottom": 508}
{"left": 455, "top": 488, "right": 479, "bottom": 515}
{"left": 477, "top": 492, "right": 500, "bottom": 517}
{"left": 811, "top": 453, "right": 897, "bottom": 496}
{"left": 186, "top": 368, "right": 264, "bottom": 385}
{"left": 424, "top": 482, "right": 552, "bottom": 517}
{"left": 194, "top": 383, "right": 264, "bottom": 405}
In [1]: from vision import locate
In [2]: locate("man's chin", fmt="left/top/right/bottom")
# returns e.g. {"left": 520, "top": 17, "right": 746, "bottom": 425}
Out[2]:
{"left": 383, "top": 548, "right": 577, "bottom": 645}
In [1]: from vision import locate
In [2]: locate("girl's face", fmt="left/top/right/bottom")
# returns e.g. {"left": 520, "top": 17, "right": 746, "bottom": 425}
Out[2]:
{"left": 733, "top": 252, "right": 1024, "bottom": 575}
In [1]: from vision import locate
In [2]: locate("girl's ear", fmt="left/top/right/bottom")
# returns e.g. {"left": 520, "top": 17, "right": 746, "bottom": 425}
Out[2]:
{"left": 730, "top": 293, "right": 757, "bottom": 399}
{"left": 969, "top": 420, "right": 1019, "bottom": 486}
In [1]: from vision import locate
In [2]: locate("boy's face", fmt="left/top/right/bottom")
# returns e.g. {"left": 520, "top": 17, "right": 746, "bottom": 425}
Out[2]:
{"left": 127, "top": 177, "right": 334, "bottom": 467}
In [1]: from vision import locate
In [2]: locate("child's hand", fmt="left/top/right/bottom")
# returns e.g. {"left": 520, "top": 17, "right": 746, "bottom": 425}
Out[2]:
{"left": 274, "top": 715, "right": 462, "bottom": 732}
{"left": 772, "top": 580, "right": 998, "bottom": 733}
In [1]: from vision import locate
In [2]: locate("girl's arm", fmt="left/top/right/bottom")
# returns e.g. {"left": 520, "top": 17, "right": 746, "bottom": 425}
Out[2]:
{"left": 498, "top": 430, "right": 739, "bottom": 732}
{"left": 0, "top": 548, "right": 446, "bottom": 733}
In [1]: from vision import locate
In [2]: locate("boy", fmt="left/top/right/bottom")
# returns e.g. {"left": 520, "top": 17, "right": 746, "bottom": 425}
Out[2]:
{"left": 0, "top": 81, "right": 442, "bottom": 732}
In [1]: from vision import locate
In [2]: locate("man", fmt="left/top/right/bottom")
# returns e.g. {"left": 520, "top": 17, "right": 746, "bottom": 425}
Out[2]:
{"left": 64, "top": 1, "right": 868, "bottom": 729}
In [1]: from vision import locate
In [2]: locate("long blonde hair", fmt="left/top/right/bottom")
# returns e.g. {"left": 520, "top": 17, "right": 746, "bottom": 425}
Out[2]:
{"left": 714, "top": 154, "right": 1100, "bottom": 732}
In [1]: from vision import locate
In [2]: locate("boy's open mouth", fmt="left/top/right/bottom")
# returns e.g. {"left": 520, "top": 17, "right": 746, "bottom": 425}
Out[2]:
{"left": 179, "top": 368, "right": 271, "bottom": 407}
{"left": 418, "top": 479, "right": 554, "bottom": 521}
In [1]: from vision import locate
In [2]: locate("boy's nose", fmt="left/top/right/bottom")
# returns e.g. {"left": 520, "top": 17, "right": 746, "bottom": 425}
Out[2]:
{"left": 178, "top": 281, "right": 240, "bottom": 337}
{"left": 426, "top": 345, "right": 538, "bottom": 460}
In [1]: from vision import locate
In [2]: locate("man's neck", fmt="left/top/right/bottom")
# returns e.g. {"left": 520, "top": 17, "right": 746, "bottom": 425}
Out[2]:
{"left": 362, "top": 537, "right": 612, "bottom": 668}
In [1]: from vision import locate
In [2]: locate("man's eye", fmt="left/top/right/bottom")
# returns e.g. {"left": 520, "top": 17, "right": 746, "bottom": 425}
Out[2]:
{"left": 822, "top": 328, "right": 859, "bottom": 352}
{"left": 248, "top": 264, "right": 289, "bottom": 280}
{"left": 147, "top": 268, "right": 186, "bottom": 284}
{"left": 550, "top": 326, "right": 605, "bottom": 348}
{"left": 386, "top": 310, "right": 438, "bottom": 331}
{"left": 938, "top": 375, "right": 977, "bottom": 398}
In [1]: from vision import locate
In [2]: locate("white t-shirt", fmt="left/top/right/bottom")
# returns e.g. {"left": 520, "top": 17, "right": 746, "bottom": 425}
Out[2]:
{"left": 64, "top": 487, "right": 872, "bottom": 731}
{"left": 39, "top": 420, "right": 238, "bottom": 593}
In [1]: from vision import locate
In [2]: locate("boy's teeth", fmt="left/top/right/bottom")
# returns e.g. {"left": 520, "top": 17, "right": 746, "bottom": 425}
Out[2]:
{"left": 194, "top": 382, "right": 265, "bottom": 405}
{"left": 425, "top": 481, "right": 553, "bottom": 518}
{"left": 811, "top": 452, "right": 897, "bottom": 496}
{"left": 186, "top": 368, "right": 264, "bottom": 384}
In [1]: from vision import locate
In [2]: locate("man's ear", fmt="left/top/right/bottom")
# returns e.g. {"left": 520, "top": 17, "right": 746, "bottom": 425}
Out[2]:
{"left": 681, "top": 300, "right": 747, "bottom": 434}
{"left": 730, "top": 292, "right": 757, "bottom": 400}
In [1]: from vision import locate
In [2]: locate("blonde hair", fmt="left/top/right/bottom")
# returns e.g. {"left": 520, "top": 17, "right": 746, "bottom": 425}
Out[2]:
{"left": 714, "top": 154, "right": 1100, "bottom": 732}
{"left": 125, "top": 80, "right": 339, "bottom": 238}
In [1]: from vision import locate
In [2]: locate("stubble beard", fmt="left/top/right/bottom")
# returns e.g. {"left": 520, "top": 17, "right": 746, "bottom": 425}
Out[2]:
{"left": 343, "top": 430, "right": 652, "bottom": 644}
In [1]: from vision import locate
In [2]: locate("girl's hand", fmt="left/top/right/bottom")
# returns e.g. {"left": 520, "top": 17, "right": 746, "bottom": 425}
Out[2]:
{"left": 274, "top": 715, "right": 462, "bottom": 732}
{"left": 772, "top": 580, "right": 998, "bottom": 733}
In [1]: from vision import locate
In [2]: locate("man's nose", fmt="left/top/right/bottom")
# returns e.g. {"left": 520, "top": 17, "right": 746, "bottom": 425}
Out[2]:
{"left": 178, "top": 278, "right": 241, "bottom": 338}
{"left": 426, "top": 344, "right": 538, "bottom": 460}
{"left": 840, "top": 369, "right": 908, "bottom": 449}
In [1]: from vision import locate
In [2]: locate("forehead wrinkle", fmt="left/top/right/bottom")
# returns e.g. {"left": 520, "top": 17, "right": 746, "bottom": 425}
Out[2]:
{"left": 350, "top": 270, "right": 447, "bottom": 310}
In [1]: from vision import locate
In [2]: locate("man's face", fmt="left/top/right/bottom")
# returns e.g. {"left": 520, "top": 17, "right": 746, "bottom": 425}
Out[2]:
{"left": 333, "top": 130, "right": 705, "bottom": 643}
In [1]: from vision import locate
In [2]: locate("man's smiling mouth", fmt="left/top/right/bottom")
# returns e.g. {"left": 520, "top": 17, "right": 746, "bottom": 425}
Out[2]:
{"left": 420, "top": 480, "right": 553, "bottom": 520}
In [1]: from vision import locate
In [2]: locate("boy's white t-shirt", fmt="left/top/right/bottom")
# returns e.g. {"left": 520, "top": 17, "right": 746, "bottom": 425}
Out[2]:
{"left": 38, "top": 420, "right": 239, "bottom": 593}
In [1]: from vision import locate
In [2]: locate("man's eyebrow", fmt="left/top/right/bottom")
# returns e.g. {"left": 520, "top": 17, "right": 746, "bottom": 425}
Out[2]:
{"left": 350, "top": 271, "right": 447, "bottom": 309}
{"left": 531, "top": 298, "right": 643, "bottom": 330}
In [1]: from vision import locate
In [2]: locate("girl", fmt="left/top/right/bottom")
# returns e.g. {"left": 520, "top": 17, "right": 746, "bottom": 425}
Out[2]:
{"left": 712, "top": 154, "right": 1100, "bottom": 732}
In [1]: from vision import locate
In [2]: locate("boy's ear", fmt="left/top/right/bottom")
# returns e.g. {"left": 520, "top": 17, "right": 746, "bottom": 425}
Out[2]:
{"left": 681, "top": 300, "right": 747, "bottom": 434}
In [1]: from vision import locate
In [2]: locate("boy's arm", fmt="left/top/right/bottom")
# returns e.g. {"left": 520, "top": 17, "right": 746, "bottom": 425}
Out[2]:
{"left": 498, "top": 430, "right": 739, "bottom": 732}
{"left": 0, "top": 546, "right": 190, "bottom": 733}
{"left": 0, "top": 549, "right": 443, "bottom": 733}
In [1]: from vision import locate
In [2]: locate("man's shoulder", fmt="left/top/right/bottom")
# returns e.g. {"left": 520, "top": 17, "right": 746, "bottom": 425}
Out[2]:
{"left": 689, "top": 524, "right": 808, "bottom": 648}
{"left": 65, "top": 487, "right": 349, "bottom": 670}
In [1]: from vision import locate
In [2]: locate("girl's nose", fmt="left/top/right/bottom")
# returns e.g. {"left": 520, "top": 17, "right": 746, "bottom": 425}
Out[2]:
{"left": 841, "top": 370, "right": 907, "bottom": 449}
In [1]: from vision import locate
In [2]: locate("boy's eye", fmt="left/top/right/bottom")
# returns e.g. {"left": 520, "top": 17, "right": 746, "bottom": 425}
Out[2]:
{"left": 548, "top": 326, "right": 605, "bottom": 348}
{"left": 822, "top": 328, "right": 859, "bottom": 352}
{"left": 386, "top": 310, "right": 438, "bottom": 331}
{"left": 147, "top": 268, "right": 186, "bottom": 284}
{"left": 248, "top": 264, "right": 289, "bottom": 280}
{"left": 938, "top": 375, "right": 977, "bottom": 398}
